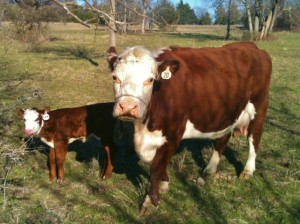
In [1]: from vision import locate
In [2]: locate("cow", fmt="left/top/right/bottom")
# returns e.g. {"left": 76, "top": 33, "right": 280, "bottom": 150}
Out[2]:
{"left": 107, "top": 42, "right": 272, "bottom": 215}
{"left": 17, "top": 102, "right": 121, "bottom": 183}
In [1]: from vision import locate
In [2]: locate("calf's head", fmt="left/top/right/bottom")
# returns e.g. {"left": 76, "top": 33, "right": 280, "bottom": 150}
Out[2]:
{"left": 17, "top": 107, "right": 50, "bottom": 135}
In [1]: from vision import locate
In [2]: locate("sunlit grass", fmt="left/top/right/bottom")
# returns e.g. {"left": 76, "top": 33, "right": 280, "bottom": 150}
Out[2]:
{"left": 0, "top": 23, "right": 299, "bottom": 223}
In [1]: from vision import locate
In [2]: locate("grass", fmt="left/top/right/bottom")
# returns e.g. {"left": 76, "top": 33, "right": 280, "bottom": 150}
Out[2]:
{"left": 0, "top": 23, "right": 299, "bottom": 223}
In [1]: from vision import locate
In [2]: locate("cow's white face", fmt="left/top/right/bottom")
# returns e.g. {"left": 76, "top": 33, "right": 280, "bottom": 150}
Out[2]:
{"left": 110, "top": 46, "right": 157, "bottom": 121}
{"left": 22, "top": 109, "right": 42, "bottom": 135}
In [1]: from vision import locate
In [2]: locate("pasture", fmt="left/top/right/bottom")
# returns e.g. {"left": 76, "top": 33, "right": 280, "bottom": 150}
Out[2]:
{"left": 0, "top": 23, "right": 299, "bottom": 223}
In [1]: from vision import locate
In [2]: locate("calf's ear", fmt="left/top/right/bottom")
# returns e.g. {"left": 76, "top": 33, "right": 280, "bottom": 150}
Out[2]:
{"left": 16, "top": 108, "right": 25, "bottom": 117}
{"left": 157, "top": 59, "right": 180, "bottom": 80}
{"left": 107, "top": 47, "right": 118, "bottom": 71}
{"left": 43, "top": 107, "right": 50, "bottom": 113}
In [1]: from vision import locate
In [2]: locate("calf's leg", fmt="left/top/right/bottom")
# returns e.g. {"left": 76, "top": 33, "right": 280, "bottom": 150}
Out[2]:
{"left": 48, "top": 148, "right": 57, "bottom": 181}
{"left": 100, "top": 145, "right": 114, "bottom": 179}
{"left": 54, "top": 137, "right": 68, "bottom": 183}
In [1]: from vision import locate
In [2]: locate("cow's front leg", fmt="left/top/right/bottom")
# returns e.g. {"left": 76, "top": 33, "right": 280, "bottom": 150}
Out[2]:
{"left": 48, "top": 148, "right": 57, "bottom": 181}
{"left": 140, "top": 143, "right": 174, "bottom": 216}
{"left": 54, "top": 136, "right": 68, "bottom": 183}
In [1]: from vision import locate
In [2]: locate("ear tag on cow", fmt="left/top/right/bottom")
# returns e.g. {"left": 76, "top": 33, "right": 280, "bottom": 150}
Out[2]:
{"left": 42, "top": 112, "right": 50, "bottom": 121}
{"left": 161, "top": 66, "right": 172, "bottom": 80}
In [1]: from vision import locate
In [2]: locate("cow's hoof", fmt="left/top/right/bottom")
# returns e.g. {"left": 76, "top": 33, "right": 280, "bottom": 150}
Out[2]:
{"left": 159, "top": 181, "right": 169, "bottom": 194}
{"left": 196, "top": 177, "right": 206, "bottom": 186}
{"left": 56, "top": 178, "right": 63, "bottom": 184}
{"left": 202, "top": 170, "right": 217, "bottom": 178}
{"left": 239, "top": 170, "right": 253, "bottom": 179}
{"left": 139, "top": 195, "right": 158, "bottom": 216}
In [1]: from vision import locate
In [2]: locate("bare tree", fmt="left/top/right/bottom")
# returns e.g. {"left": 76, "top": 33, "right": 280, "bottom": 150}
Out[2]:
{"left": 226, "top": 0, "right": 232, "bottom": 39}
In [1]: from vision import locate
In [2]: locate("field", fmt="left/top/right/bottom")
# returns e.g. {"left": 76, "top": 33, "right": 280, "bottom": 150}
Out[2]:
{"left": 0, "top": 23, "right": 299, "bottom": 223}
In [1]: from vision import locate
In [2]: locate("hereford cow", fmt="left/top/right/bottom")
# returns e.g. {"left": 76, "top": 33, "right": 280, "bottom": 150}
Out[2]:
{"left": 17, "top": 102, "right": 120, "bottom": 183}
{"left": 107, "top": 42, "right": 272, "bottom": 214}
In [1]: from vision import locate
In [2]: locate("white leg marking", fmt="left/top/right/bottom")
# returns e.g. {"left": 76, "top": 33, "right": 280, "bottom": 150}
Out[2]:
{"left": 241, "top": 135, "right": 256, "bottom": 177}
{"left": 159, "top": 181, "right": 169, "bottom": 193}
{"left": 203, "top": 150, "right": 220, "bottom": 175}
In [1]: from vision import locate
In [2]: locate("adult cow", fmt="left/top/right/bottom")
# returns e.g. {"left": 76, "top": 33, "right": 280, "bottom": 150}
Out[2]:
{"left": 107, "top": 42, "right": 272, "bottom": 215}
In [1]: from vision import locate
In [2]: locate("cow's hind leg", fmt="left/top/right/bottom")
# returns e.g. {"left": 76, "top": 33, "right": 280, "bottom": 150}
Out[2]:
{"left": 240, "top": 104, "right": 267, "bottom": 179}
{"left": 203, "top": 134, "right": 231, "bottom": 176}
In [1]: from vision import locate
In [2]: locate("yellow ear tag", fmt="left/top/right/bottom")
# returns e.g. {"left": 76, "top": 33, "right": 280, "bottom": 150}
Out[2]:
{"left": 161, "top": 66, "right": 172, "bottom": 80}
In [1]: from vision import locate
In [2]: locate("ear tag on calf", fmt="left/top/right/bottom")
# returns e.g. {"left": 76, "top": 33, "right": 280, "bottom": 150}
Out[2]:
{"left": 42, "top": 112, "right": 50, "bottom": 121}
{"left": 161, "top": 66, "right": 172, "bottom": 80}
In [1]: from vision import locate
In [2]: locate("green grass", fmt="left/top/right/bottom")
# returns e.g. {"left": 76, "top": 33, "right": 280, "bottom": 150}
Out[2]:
{"left": 0, "top": 23, "right": 299, "bottom": 223}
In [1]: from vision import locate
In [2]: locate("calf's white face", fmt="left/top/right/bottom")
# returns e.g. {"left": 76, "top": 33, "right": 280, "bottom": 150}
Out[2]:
{"left": 110, "top": 46, "right": 157, "bottom": 121}
{"left": 22, "top": 109, "right": 42, "bottom": 135}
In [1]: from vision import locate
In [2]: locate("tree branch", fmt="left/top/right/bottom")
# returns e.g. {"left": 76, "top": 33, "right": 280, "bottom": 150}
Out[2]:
{"left": 51, "top": 0, "right": 92, "bottom": 28}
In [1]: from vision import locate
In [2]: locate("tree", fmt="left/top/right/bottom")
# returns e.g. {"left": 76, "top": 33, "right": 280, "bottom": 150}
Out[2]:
{"left": 153, "top": 0, "right": 177, "bottom": 27}
{"left": 199, "top": 11, "right": 212, "bottom": 25}
{"left": 8, "top": 0, "right": 65, "bottom": 42}
{"left": 176, "top": 0, "right": 198, "bottom": 24}
{"left": 214, "top": 3, "right": 227, "bottom": 24}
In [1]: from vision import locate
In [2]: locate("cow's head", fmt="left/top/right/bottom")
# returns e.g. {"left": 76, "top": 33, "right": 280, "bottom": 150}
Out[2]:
{"left": 107, "top": 46, "right": 158, "bottom": 121}
{"left": 17, "top": 107, "right": 50, "bottom": 135}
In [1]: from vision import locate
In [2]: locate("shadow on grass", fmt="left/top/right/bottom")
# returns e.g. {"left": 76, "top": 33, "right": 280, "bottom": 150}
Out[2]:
{"left": 28, "top": 46, "right": 100, "bottom": 66}
{"left": 165, "top": 32, "right": 240, "bottom": 41}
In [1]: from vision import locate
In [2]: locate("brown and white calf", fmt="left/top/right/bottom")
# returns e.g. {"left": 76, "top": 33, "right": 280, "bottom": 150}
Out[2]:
{"left": 107, "top": 42, "right": 272, "bottom": 214}
{"left": 17, "top": 102, "right": 118, "bottom": 183}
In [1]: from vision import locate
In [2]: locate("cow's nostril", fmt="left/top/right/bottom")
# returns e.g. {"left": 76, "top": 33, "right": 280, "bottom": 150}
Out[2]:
{"left": 119, "top": 103, "right": 125, "bottom": 111}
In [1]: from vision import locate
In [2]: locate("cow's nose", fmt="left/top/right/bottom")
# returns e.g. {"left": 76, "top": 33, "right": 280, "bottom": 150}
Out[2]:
{"left": 118, "top": 102, "right": 138, "bottom": 116}
{"left": 25, "top": 129, "right": 33, "bottom": 135}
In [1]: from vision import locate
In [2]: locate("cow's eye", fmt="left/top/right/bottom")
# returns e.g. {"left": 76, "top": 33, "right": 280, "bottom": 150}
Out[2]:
{"left": 112, "top": 75, "right": 121, "bottom": 84}
{"left": 144, "top": 77, "right": 154, "bottom": 86}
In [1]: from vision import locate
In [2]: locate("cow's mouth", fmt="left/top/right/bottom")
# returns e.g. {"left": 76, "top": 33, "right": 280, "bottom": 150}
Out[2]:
{"left": 118, "top": 115, "right": 137, "bottom": 122}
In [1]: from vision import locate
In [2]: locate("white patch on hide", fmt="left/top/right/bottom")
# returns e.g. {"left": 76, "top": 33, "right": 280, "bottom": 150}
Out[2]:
{"left": 182, "top": 102, "right": 256, "bottom": 139}
{"left": 203, "top": 150, "right": 220, "bottom": 174}
{"left": 23, "top": 109, "right": 42, "bottom": 135}
{"left": 243, "top": 135, "right": 256, "bottom": 175}
{"left": 134, "top": 120, "right": 167, "bottom": 163}
{"left": 41, "top": 137, "right": 54, "bottom": 148}
{"left": 112, "top": 46, "right": 157, "bottom": 119}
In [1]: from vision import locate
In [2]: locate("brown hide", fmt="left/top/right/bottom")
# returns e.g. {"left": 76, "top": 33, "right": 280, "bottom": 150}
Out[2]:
{"left": 109, "top": 42, "right": 272, "bottom": 213}
{"left": 20, "top": 103, "right": 118, "bottom": 182}
{"left": 142, "top": 42, "right": 272, "bottom": 208}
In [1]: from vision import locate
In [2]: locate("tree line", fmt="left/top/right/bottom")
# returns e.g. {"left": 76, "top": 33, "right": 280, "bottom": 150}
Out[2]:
{"left": 0, "top": 0, "right": 299, "bottom": 43}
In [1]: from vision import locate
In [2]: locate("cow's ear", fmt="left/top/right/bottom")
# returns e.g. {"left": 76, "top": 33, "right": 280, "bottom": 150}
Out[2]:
{"left": 107, "top": 47, "right": 118, "bottom": 71}
{"left": 43, "top": 107, "right": 50, "bottom": 113}
{"left": 16, "top": 108, "right": 25, "bottom": 117}
{"left": 157, "top": 59, "right": 180, "bottom": 80}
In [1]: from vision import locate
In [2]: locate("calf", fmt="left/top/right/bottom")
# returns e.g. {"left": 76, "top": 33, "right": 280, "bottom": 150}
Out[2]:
{"left": 17, "top": 102, "right": 118, "bottom": 183}
{"left": 107, "top": 42, "right": 272, "bottom": 214}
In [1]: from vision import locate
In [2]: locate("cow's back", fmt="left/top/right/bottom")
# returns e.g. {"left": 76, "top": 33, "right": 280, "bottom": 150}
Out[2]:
{"left": 152, "top": 43, "right": 272, "bottom": 132}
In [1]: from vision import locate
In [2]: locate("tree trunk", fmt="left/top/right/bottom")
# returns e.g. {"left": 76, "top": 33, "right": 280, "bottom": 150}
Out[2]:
{"left": 260, "top": 11, "right": 272, "bottom": 40}
{"left": 254, "top": 0, "right": 261, "bottom": 40}
{"left": 123, "top": 1, "right": 127, "bottom": 34}
{"left": 225, "top": 0, "right": 232, "bottom": 40}
{"left": 141, "top": 0, "right": 146, "bottom": 35}
{"left": 109, "top": 0, "right": 116, "bottom": 47}
{"left": 242, "top": 1, "right": 253, "bottom": 40}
